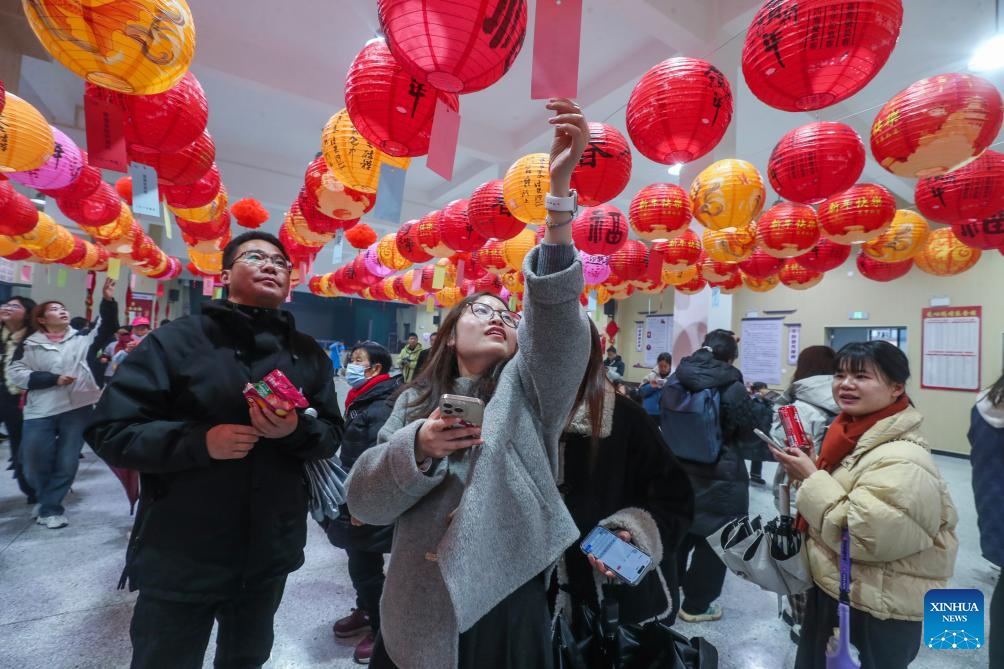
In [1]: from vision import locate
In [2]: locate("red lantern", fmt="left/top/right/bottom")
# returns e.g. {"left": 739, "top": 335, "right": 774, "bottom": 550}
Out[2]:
{"left": 297, "top": 187, "right": 350, "bottom": 235}
{"left": 378, "top": 0, "right": 528, "bottom": 94}
{"left": 818, "top": 184, "right": 896, "bottom": 244}
{"left": 756, "top": 202, "right": 820, "bottom": 258}
{"left": 570, "top": 123, "right": 632, "bottom": 206}
{"left": 58, "top": 181, "right": 122, "bottom": 227}
{"left": 626, "top": 57, "right": 733, "bottom": 164}
{"left": 629, "top": 183, "right": 691, "bottom": 241}
{"left": 0, "top": 181, "right": 40, "bottom": 235}
{"left": 40, "top": 159, "right": 101, "bottom": 200}
{"left": 415, "top": 210, "right": 453, "bottom": 257}
{"left": 768, "top": 122, "right": 866, "bottom": 204}
{"left": 779, "top": 259, "right": 823, "bottom": 290}
{"left": 795, "top": 238, "right": 851, "bottom": 272}
{"left": 676, "top": 275, "right": 707, "bottom": 295}
{"left": 468, "top": 179, "right": 523, "bottom": 241}
{"left": 951, "top": 215, "right": 1004, "bottom": 251}
{"left": 396, "top": 219, "right": 434, "bottom": 263}
{"left": 739, "top": 249, "right": 783, "bottom": 279}
{"left": 116, "top": 72, "right": 208, "bottom": 153}
{"left": 439, "top": 198, "right": 486, "bottom": 253}
{"left": 162, "top": 164, "right": 221, "bottom": 209}
{"left": 474, "top": 238, "right": 508, "bottom": 275}
{"left": 58, "top": 237, "right": 88, "bottom": 266}
{"left": 709, "top": 272, "right": 743, "bottom": 294}
{"left": 571, "top": 205, "right": 629, "bottom": 256}
{"left": 857, "top": 253, "right": 913, "bottom": 282}
{"left": 608, "top": 240, "right": 649, "bottom": 281}
{"left": 699, "top": 255, "right": 739, "bottom": 283}
{"left": 871, "top": 73, "right": 1004, "bottom": 178}
{"left": 345, "top": 223, "right": 378, "bottom": 250}
{"left": 475, "top": 273, "right": 503, "bottom": 295}
{"left": 655, "top": 228, "right": 703, "bottom": 271}
{"left": 915, "top": 150, "right": 1004, "bottom": 225}
{"left": 742, "top": 0, "right": 904, "bottom": 112}
{"left": 345, "top": 39, "right": 460, "bottom": 157}
{"left": 129, "top": 130, "right": 216, "bottom": 186}
{"left": 176, "top": 209, "right": 231, "bottom": 242}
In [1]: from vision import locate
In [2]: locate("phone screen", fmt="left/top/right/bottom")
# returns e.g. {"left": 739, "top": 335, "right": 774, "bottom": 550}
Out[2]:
{"left": 580, "top": 526, "right": 652, "bottom": 585}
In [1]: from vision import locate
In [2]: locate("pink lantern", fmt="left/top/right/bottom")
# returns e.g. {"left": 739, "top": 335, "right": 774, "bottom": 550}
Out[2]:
{"left": 9, "top": 126, "right": 83, "bottom": 190}
{"left": 580, "top": 252, "right": 611, "bottom": 285}
{"left": 364, "top": 243, "right": 395, "bottom": 278}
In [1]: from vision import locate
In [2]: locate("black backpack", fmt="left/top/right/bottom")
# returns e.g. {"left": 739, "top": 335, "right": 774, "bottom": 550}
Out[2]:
{"left": 660, "top": 374, "right": 724, "bottom": 464}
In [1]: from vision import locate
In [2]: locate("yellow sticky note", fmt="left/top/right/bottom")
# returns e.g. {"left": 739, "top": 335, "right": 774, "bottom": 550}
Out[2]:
{"left": 214, "top": 287, "right": 224, "bottom": 300}
{"left": 432, "top": 265, "right": 446, "bottom": 290}
{"left": 56, "top": 268, "right": 67, "bottom": 288}
{"left": 107, "top": 258, "right": 121, "bottom": 280}
{"left": 426, "top": 297, "right": 434, "bottom": 312}
{"left": 163, "top": 205, "right": 173, "bottom": 240}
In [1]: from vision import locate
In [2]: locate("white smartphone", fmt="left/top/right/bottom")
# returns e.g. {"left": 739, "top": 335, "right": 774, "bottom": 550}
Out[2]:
{"left": 580, "top": 526, "right": 653, "bottom": 586}
{"left": 754, "top": 428, "right": 788, "bottom": 455}
{"left": 439, "top": 394, "right": 485, "bottom": 427}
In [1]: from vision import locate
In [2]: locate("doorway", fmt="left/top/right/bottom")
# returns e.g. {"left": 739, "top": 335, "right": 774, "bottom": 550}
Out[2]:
{"left": 826, "top": 326, "right": 908, "bottom": 352}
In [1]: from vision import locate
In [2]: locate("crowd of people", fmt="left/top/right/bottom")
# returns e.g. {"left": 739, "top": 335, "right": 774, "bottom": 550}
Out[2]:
{"left": 0, "top": 99, "right": 995, "bottom": 669}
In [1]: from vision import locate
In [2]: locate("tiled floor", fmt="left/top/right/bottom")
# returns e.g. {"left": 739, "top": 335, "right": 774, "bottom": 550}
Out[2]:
{"left": 0, "top": 415, "right": 995, "bottom": 668}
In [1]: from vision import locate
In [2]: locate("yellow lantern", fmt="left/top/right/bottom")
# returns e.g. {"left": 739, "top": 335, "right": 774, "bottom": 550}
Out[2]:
{"left": 594, "top": 286, "right": 612, "bottom": 305}
{"left": 702, "top": 225, "right": 757, "bottom": 263}
{"left": 23, "top": 0, "right": 196, "bottom": 95}
{"left": 13, "top": 212, "right": 62, "bottom": 251}
{"left": 914, "top": 227, "right": 982, "bottom": 277}
{"left": 501, "top": 227, "right": 537, "bottom": 270}
{"left": 377, "top": 233, "right": 411, "bottom": 271}
{"left": 285, "top": 209, "right": 334, "bottom": 248}
{"left": 502, "top": 153, "right": 550, "bottom": 225}
{"left": 862, "top": 210, "right": 930, "bottom": 263}
{"left": 188, "top": 247, "right": 222, "bottom": 274}
{"left": 381, "top": 276, "right": 399, "bottom": 301}
{"left": 400, "top": 269, "right": 425, "bottom": 297}
{"left": 436, "top": 285, "right": 464, "bottom": 308}
{"left": 662, "top": 265, "right": 699, "bottom": 286}
{"left": 435, "top": 257, "right": 458, "bottom": 289}
{"left": 321, "top": 109, "right": 410, "bottom": 193}
{"left": 0, "top": 93, "right": 54, "bottom": 173}
{"left": 31, "top": 223, "right": 76, "bottom": 261}
{"left": 742, "top": 272, "right": 780, "bottom": 293}
{"left": 169, "top": 188, "right": 228, "bottom": 223}
{"left": 690, "top": 159, "right": 765, "bottom": 230}
{"left": 500, "top": 269, "right": 524, "bottom": 293}
{"left": 0, "top": 236, "right": 21, "bottom": 256}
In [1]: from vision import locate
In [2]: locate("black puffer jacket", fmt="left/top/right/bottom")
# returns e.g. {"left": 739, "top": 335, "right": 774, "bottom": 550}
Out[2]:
{"left": 86, "top": 300, "right": 344, "bottom": 601}
{"left": 323, "top": 375, "right": 400, "bottom": 553}
{"left": 672, "top": 348, "right": 771, "bottom": 536}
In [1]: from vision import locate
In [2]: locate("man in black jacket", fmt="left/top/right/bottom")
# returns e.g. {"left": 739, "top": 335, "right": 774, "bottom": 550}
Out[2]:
{"left": 86, "top": 232, "right": 344, "bottom": 669}
{"left": 671, "top": 329, "right": 771, "bottom": 624}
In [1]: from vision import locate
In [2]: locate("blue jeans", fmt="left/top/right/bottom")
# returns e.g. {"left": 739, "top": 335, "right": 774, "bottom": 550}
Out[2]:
{"left": 22, "top": 406, "right": 93, "bottom": 517}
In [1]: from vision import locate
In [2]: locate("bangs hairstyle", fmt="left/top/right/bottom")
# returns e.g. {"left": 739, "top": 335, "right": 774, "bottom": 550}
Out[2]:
{"left": 835, "top": 341, "right": 910, "bottom": 385}
{"left": 352, "top": 341, "right": 393, "bottom": 376}
{"left": 792, "top": 345, "right": 837, "bottom": 382}
{"left": 401, "top": 291, "right": 513, "bottom": 420}
{"left": 29, "top": 300, "right": 66, "bottom": 334}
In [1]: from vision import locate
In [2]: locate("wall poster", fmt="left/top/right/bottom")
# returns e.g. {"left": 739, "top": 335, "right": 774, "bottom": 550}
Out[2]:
{"left": 921, "top": 306, "right": 981, "bottom": 392}
{"left": 740, "top": 317, "right": 784, "bottom": 386}
{"left": 644, "top": 315, "right": 674, "bottom": 368}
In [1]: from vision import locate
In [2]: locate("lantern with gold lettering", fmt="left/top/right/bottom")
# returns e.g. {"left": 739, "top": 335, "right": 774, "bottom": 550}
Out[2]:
{"left": 861, "top": 210, "right": 929, "bottom": 263}
{"left": 703, "top": 225, "right": 757, "bottom": 263}
{"left": 571, "top": 205, "right": 629, "bottom": 256}
{"left": 655, "top": 229, "right": 702, "bottom": 271}
{"left": 629, "top": 183, "right": 691, "bottom": 241}
{"left": 767, "top": 122, "right": 865, "bottom": 204}
{"left": 710, "top": 272, "right": 743, "bottom": 294}
{"left": 414, "top": 210, "right": 453, "bottom": 258}
{"left": 321, "top": 109, "right": 410, "bottom": 193}
{"left": 756, "top": 202, "right": 820, "bottom": 258}
{"left": 474, "top": 239, "right": 508, "bottom": 276}
{"left": 570, "top": 123, "right": 632, "bottom": 206}
{"left": 913, "top": 227, "right": 982, "bottom": 276}
{"left": 915, "top": 150, "right": 1004, "bottom": 225}
{"left": 779, "top": 259, "right": 823, "bottom": 290}
{"left": 503, "top": 153, "right": 549, "bottom": 225}
{"left": 743, "top": 272, "right": 780, "bottom": 293}
{"left": 690, "top": 159, "right": 765, "bottom": 231}
{"left": 857, "top": 253, "right": 913, "bottom": 282}
{"left": 818, "top": 184, "right": 896, "bottom": 244}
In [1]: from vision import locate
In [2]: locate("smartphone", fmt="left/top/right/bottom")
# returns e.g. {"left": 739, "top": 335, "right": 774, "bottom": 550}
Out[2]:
{"left": 580, "top": 526, "right": 653, "bottom": 586}
{"left": 754, "top": 428, "right": 788, "bottom": 455}
{"left": 439, "top": 394, "right": 485, "bottom": 427}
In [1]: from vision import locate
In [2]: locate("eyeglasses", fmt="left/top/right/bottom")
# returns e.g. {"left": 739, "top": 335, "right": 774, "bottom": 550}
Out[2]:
{"left": 234, "top": 250, "right": 293, "bottom": 272}
{"left": 0, "top": 303, "right": 24, "bottom": 311}
{"left": 468, "top": 302, "right": 521, "bottom": 329}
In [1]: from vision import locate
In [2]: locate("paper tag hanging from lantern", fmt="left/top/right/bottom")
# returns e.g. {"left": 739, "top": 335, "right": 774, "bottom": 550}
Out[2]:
{"left": 428, "top": 99, "right": 462, "bottom": 180}
{"left": 530, "top": 0, "right": 583, "bottom": 99}
{"left": 107, "top": 257, "right": 121, "bottom": 280}
{"left": 129, "top": 162, "right": 160, "bottom": 217}
{"left": 19, "top": 264, "right": 32, "bottom": 284}
{"left": 162, "top": 204, "right": 173, "bottom": 239}
{"left": 372, "top": 164, "right": 407, "bottom": 224}
{"left": 432, "top": 264, "right": 447, "bottom": 290}
{"left": 202, "top": 278, "right": 214, "bottom": 297}
{"left": 84, "top": 94, "right": 128, "bottom": 172}
{"left": 332, "top": 230, "right": 344, "bottom": 264}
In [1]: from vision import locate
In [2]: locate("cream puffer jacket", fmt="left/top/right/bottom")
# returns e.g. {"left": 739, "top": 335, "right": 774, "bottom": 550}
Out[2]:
{"left": 796, "top": 405, "right": 958, "bottom": 622}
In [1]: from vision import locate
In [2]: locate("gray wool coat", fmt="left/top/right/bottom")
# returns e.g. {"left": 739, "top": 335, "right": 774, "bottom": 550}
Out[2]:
{"left": 346, "top": 244, "right": 591, "bottom": 669}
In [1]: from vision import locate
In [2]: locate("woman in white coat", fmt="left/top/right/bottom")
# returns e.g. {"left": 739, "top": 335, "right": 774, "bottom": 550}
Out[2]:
{"left": 8, "top": 278, "right": 118, "bottom": 529}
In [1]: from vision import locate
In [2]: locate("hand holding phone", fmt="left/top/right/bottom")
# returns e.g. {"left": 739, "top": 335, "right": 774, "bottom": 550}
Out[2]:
{"left": 580, "top": 526, "right": 652, "bottom": 586}
{"left": 416, "top": 406, "right": 484, "bottom": 461}
{"left": 754, "top": 428, "right": 788, "bottom": 457}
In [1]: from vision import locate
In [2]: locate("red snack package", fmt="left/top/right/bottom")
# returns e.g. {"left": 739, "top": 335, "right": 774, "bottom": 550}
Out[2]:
{"left": 263, "top": 369, "right": 308, "bottom": 409}
{"left": 242, "top": 369, "right": 309, "bottom": 417}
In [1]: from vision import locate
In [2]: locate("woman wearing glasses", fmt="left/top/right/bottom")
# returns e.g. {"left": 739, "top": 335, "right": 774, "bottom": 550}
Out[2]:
{"left": 347, "top": 99, "right": 592, "bottom": 669}
{"left": 0, "top": 296, "right": 37, "bottom": 505}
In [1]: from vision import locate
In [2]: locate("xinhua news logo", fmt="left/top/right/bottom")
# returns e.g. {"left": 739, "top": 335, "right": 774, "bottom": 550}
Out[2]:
{"left": 924, "top": 589, "right": 984, "bottom": 650}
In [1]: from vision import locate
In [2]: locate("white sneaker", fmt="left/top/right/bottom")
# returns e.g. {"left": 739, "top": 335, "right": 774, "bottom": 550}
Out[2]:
{"left": 43, "top": 515, "right": 68, "bottom": 529}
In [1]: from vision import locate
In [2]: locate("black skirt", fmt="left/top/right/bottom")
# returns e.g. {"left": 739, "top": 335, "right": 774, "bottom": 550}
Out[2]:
{"left": 371, "top": 574, "right": 553, "bottom": 669}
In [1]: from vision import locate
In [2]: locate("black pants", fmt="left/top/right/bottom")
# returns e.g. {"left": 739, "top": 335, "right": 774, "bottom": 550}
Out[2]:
{"left": 347, "top": 548, "right": 385, "bottom": 633}
{"left": 676, "top": 532, "right": 727, "bottom": 615}
{"left": 749, "top": 459, "right": 763, "bottom": 478}
{"left": 0, "top": 390, "right": 33, "bottom": 503}
{"left": 795, "top": 586, "right": 921, "bottom": 669}
{"left": 129, "top": 577, "right": 287, "bottom": 669}
{"left": 992, "top": 575, "right": 1004, "bottom": 669}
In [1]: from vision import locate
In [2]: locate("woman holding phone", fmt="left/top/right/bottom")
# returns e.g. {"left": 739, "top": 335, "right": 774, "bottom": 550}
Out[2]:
{"left": 773, "top": 341, "right": 958, "bottom": 669}
{"left": 346, "top": 98, "right": 592, "bottom": 669}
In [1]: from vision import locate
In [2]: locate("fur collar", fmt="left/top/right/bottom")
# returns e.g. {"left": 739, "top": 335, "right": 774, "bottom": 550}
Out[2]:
{"left": 566, "top": 382, "right": 615, "bottom": 438}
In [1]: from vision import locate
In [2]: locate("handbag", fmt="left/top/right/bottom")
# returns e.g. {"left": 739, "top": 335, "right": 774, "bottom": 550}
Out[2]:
{"left": 826, "top": 528, "right": 861, "bottom": 668}
{"left": 303, "top": 455, "right": 348, "bottom": 523}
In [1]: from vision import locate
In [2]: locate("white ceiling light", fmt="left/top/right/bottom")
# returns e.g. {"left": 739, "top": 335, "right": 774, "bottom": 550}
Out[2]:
{"left": 667, "top": 163, "right": 684, "bottom": 176}
{"left": 970, "top": 0, "right": 1004, "bottom": 72}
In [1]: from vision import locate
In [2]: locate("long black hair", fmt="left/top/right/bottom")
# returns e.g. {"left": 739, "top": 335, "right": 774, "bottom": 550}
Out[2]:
{"left": 568, "top": 319, "right": 609, "bottom": 459}
{"left": 986, "top": 373, "right": 1004, "bottom": 407}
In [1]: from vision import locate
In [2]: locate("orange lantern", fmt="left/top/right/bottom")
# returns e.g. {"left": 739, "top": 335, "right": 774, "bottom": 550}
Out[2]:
{"left": 321, "top": 109, "right": 410, "bottom": 193}
{"left": 0, "top": 93, "right": 54, "bottom": 173}
{"left": 662, "top": 265, "right": 699, "bottom": 287}
{"left": 503, "top": 153, "right": 550, "bottom": 225}
{"left": 592, "top": 286, "right": 612, "bottom": 305}
{"left": 779, "top": 259, "right": 823, "bottom": 290}
{"left": 629, "top": 183, "right": 691, "bottom": 241}
{"left": 377, "top": 234, "right": 411, "bottom": 271}
{"left": 501, "top": 228, "right": 537, "bottom": 271}
{"left": 703, "top": 225, "right": 757, "bottom": 263}
{"left": 699, "top": 256, "right": 739, "bottom": 283}
{"left": 188, "top": 248, "right": 222, "bottom": 275}
{"left": 755, "top": 202, "right": 820, "bottom": 258}
{"left": 743, "top": 272, "right": 780, "bottom": 293}
{"left": 862, "top": 210, "right": 930, "bottom": 263}
{"left": 500, "top": 269, "right": 524, "bottom": 294}
{"left": 12, "top": 212, "right": 60, "bottom": 251}
{"left": 169, "top": 188, "right": 228, "bottom": 223}
{"left": 913, "top": 227, "right": 982, "bottom": 276}
{"left": 818, "top": 184, "right": 896, "bottom": 244}
{"left": 690, "top": 159, "right": 765, "bottom": 231}
{"left": 676, "top": 276, "right": 707, "bottom": 295}
{"left": 655, "top": 229, "right": 702, "bottom": 271}
{"left": 23, "top": 0, "right": 196, "bottom": 95}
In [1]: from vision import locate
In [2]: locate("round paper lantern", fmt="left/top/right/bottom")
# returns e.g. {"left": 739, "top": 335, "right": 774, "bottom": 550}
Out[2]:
{"left": 58, "top": 181, "right": 122, "bottom": 227}
{"left": 474, "top": 273, "right": 503, "bottom": 296}
{"left": 743, "top": 272, "right": 781, "bottom": 293}
{"left": 414, "top": 210, "right": 453, "bottom": 257}
{"left": 913, "top": 227, "right": 982, "bottom": 276}
{"left": 795, "top": 238, "right": 852, "bottom": 272}
{"left": 189, "top": 248, "right": 223, "bottom": 275}
{"left": 161, "top": 164, "right": 221, "bottom": 209}
{"left": 818, "top": 183, "right": 896, "bottom": 244}
{"left": 857, "top": 253, "right": 913, "bottom": 282}
{"left": 655, "top": 229, "right": 702, "bottom": 271}
{"left": 626, "top": 57, "right": 733, "bottom": 164}
{"left": 474, "top": 239, "right": 507, "bottom": 275}
{"left": 376, "top": 234, "right": 411, "bottom": 271}
{"left": 57, "top": 236, "right": 87, "bottom": 266}
{"left": 304, "top": 156, "right": 376, "bottom": 221}
{"left": 9, "top": 126, "right": 83, "bottom": 190}
{"left": 503, "top": 153, "right": 549, "bottom": 225}
{"left": 767, "top": 122, "right": 866, "bottom": 204}
{"left": 176, "top": 208, "right": 230, "bottom": 242}
{"left": 468, "top": 179, "right": 524, "bottom": 241}
{"left": 662, "top": 265, "right": 699, "bottom": 287}
{"left": 861, "top": 210, "right": 929, "bottom": 262}
{"left": 501, "top": 228, "right": 537, "bottom": 271}
{"left": 952, "top": 215, "right": 1004, "bottom": 251}
{"left": 296, "top": 187, "right": 349, "bottom": 234}
{"left": 0, "top": 181, "right": 40, "bottom": 235}
{"left": 436, "top": 285, "right": 465, "bottom": 308}
{"left": 871, "top": 73, "right": 1004, "bottom": 178}
{"left": 690, "top": 159, "right": 765, "bottom": 231}
{"left": 699, "top": 256, "right": 739, "bottom": 283}
{"left": 363, "top": 244, "right": 395, "bottom": 278}
{"left": 742, "top": 0, "right": 903, "bottom": 112}
{"left": 86, "top": 205, "right": 134, "bottom": 244}
{"left": 321, "top": 109, "right": 410, "bottom": 194}
{"left": 710, "top": 272, "right": 743, "bottom": 294}
{"left": 779, "top": 259, "right": 823, "bottom": 290}
{"left": 580, "top": 252, "right": 611, "bottom": 285}
{"left": 129, "top": 130, "right": 216, "bottom": 186}
{"left": 570, "top": 123, "right": 632, "bottom": 206}
{"left": 118, "top": 72, "right": 208, "bottom": 152}
{"left": 571, "top": 205, "right": 629, "bottom": 256}
{"left": 756, "top": 202, "right": 820, "bottom": 258}
{"left": 23, "top": 0, "right": 196, "bottom": 94}
{"left": 676, "top": 276, "right": 707, "bottom": 295}
{"left": 739, "top": 249, "right": 783, "bottom": 279}
{"left": 40, "top": 155, "right": 100, "bottom": 200}
{"left": 377, "top": 0, "right": 528, "bottom": 94}
{"left": 345, "top": 39, "right": 460, "bottom": 157}
{"left": 608, "top": 240, "right": 649, "bottom": 282}
{"left": 169, "top": 189, "right": 228, "bottom": 223}
{"left": 395, "top": 219, "right": 433, "bottom": 263}
{"left": 439, "top": 199, "right": 486, "bottom": 253}
{"left": 0, "top": 93, "right": 54, "bottom": 173}
{"left": 703, "top": 225, "right": 757, "bottom": 263}
{"left": 629, "top": 183, "right": 691, "bottom": 241}
{"left": 13, "top": 212, "right": 62, "bottom": 251}
{"left": 915, "top": 150, "right": 1004, "bottom": 225}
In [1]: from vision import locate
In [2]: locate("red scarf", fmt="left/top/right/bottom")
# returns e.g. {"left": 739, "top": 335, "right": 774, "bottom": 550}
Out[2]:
{"left": 345, "top": 373, "right": 391, "bottom": 412}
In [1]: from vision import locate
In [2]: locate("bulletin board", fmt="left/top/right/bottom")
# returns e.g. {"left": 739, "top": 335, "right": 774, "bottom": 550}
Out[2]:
{"left": 740, "top": 318, "right": 784, "bottom": 386}
{"left": 644, "top": 315, "right": 674, "bottom": 367}
{"left": 921, "top": 306, "right": 981, "bottom": 392}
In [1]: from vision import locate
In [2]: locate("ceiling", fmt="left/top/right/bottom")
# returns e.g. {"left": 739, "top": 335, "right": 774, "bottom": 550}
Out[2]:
{"left": 10, "top": 0, "right": 1004, "bottom": 277}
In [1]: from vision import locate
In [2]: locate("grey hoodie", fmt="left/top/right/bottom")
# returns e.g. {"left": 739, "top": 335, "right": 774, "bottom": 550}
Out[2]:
{"left": 977, "top": 389, "right": 1004, "bottom": 428}
{"left": 769, "top": 374, "right": 839, "bottom": 453}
